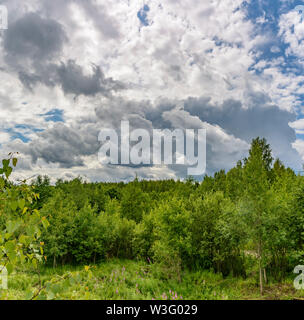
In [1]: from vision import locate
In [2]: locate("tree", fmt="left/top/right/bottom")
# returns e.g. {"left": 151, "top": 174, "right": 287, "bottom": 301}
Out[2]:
{"left": 31, "top": 175, "right": 52, "bottom": 209}
{"left": 226, "top": 160, "right": 243, "bottom": 200}
{"left": 0, "top": 155, "right": 48, "bottom": 298}
{"left": 120, "top": 180, "right": 150, "bottom": 223}
{"left": 242, "top": 137, "right": 272, "bottom": 295}
{"left": 244, "top": 137, "right": 273, "bottom": 172}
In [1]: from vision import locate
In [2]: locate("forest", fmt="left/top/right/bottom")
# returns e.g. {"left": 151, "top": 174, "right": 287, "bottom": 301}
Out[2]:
{"left": 0, "top": 137, "right": 304, "bottom": 300}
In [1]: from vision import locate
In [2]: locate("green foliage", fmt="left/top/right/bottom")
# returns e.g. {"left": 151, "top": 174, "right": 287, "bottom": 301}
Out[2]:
{"left": 151, "top": 198, "right": 192, "bottom": 281}
{"left": 25, "top": 137, "right": 304, "bottom": 287}
{"left": 132, "top": 213, "right": 156, "bottom": 260}
{"left": 2, "top": 136, "right": 304, "bottom": 299}
{"left": 2, "top": 260, "right": 304, "bottom": 300}
{"left": 120, "top": 180, "right": 150, "bottom": 223}
{"left": 0, "top": 154, "right": 48, "bottom": 299}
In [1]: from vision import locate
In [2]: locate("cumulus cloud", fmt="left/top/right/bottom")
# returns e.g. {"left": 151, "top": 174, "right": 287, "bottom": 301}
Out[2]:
{"left": 3, "top": 12, "right": 67, "bottom": 62}
{"left": 292, "top": 139, "right": 304, "bottom": 162}
{"left": 56, "top": 60, "right": 125, "bottom": 97}
{"left": 1, "top": 10, "right": 124, "bottom": 97}
{"left": 6, "top": 93, "right": 299, "bottom": 179}
{"left": 80, "top": 0, "right": 121, "bottom": 39}
{"left": 0, "top": 0, "right": 302, "bottom": 181}
{"left": 289, "top": 118, "right": 304, "bottom": 133}
{"left": 183, "top": 95, "right": 300, "bottom": 169}
{"left": 279, "top": 10, "right": 304, "bottom": 59}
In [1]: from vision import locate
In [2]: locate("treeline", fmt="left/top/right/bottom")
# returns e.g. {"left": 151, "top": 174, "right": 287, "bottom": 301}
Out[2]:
{"left": 28, "top": 138, "right": 304, "bottom": 293}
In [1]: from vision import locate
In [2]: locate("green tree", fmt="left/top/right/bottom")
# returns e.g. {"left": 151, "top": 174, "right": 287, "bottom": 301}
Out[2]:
{"left": 120, "top": 180, "right": 150, "bottom": 223}
{"left": 0, "top": 155, "right": 48, "bottom": 298}
{"left": 242, "top": 137, "right": 272, "bottom": 295}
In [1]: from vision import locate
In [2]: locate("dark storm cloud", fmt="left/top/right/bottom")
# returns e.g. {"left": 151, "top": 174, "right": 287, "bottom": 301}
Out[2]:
{"left": 2, "top": 12, "right": 124, "bottom": 97}
{"left": 17, "top": 122, "right": 100, "bottom": 168}
{"left": 56, "top": 60, "right": 125, "bottom": 97}
{"left": 15, "top": 97, "right": 178, "bottom": 169}
{"left": 3, "top": 12, "right": 67, "bottom": 62}
{"left": 14, "top": 91, "right": 301, "bottom": 175}
{"left": 183, "top": 95, "right": 300, "bottom": 169}
{"left": 18, "top": 71, "right": 42, "bottom": 91}
{"left": 17, "top": 60, "right": 125, "bottom": 97}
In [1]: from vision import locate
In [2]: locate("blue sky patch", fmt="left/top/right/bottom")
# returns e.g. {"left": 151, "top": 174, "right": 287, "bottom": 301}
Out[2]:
{"left": 40, "top": 109, "right": 64, "bottom": 122}
{"left": 5, "top": 128, "right": 30, "bottom": 143}
{"left": 137, "top": 4, "right": 150, "bottom": 26}
{"left": 15, "top": 124, "right": 44, "bottom": 132}
{"left": 4, "top": 124, "right": 44, "bottom": 143}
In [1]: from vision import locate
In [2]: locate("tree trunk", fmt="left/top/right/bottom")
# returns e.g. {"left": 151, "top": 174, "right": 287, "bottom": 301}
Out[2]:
{"left": 53, "top": 255, "right": 56, "bottom": 269}
{"left": 263, "top": 268, "right": 267, "bottom": 284}
{"left": 258, "top": 241, "right": 263, "bottom": 295}
{"left": 259, "top": 266, "right": 263, "bottom": 295}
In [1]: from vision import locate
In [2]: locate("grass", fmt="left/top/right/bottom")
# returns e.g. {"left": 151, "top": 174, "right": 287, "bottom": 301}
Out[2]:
{"left": 1, "top": 259, "right": 303, "bottom": 300}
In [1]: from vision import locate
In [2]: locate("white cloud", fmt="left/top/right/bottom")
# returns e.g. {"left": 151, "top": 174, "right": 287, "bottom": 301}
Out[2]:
{"left": 289, "top": 118, "right": 304, "bottom": 131}
{"left": 279, "top": 10, "right": 304, "bottom": 58}
{"left": 0, "top": 0, "right": 302, "bottom": 180}
{"left": 292, "top": 139, "right": 304, "bottom": 162}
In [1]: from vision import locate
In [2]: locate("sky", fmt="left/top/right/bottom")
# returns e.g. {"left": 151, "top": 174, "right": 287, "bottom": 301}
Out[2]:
{"left": 0, "top": 0, "right": 304, "bottom": 182}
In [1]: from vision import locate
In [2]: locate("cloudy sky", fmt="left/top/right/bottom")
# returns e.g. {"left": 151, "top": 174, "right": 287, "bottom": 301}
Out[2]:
{"left": 0, "top": 0, "right": 304, "bottom": 182}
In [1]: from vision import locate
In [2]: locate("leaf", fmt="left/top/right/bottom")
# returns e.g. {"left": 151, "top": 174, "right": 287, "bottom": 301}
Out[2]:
{"left": 4, "top": 240, "right": 15, "bottom": 253}
{"left": 6, "top": 221, "right": 18, "bottom": 233}
{"left": 12, "top": 158, "right": 18, "bottom": 167}
{"left": 5, "top": 166, "right": 12, "bottom": 179}
{"left": 7, "top": 251, "right": 17, "bottom": 263}
{"left": 26, "top": 226, "right": 35, "bottom": 237}
{"left": 19, "top": 234, "right": 28, "bottom": 245}
{"left": 6, "top": 263, "right": 13, "bottom": 275}
{"left": 2, "top": 159, "right": 9, "bottom": 169}
{"left": 10, "top": 201, "right": 18, "bottom": 211}
{"left": 41, "top": 217, "right": 50, "bottom": 229}
{"left": 25, "top": 289, "right": 34, "bottom": 300}
{"left": 18, "top": 199, "right": 25, "bottom": 210}
{"left": 4, "top": 233, "right": 12, "bottom": 240}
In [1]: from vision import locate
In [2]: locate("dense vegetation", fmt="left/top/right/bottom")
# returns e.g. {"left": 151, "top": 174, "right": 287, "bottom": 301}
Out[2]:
{"left": 1, "top": 137, "right": 304, "bottom": 299}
